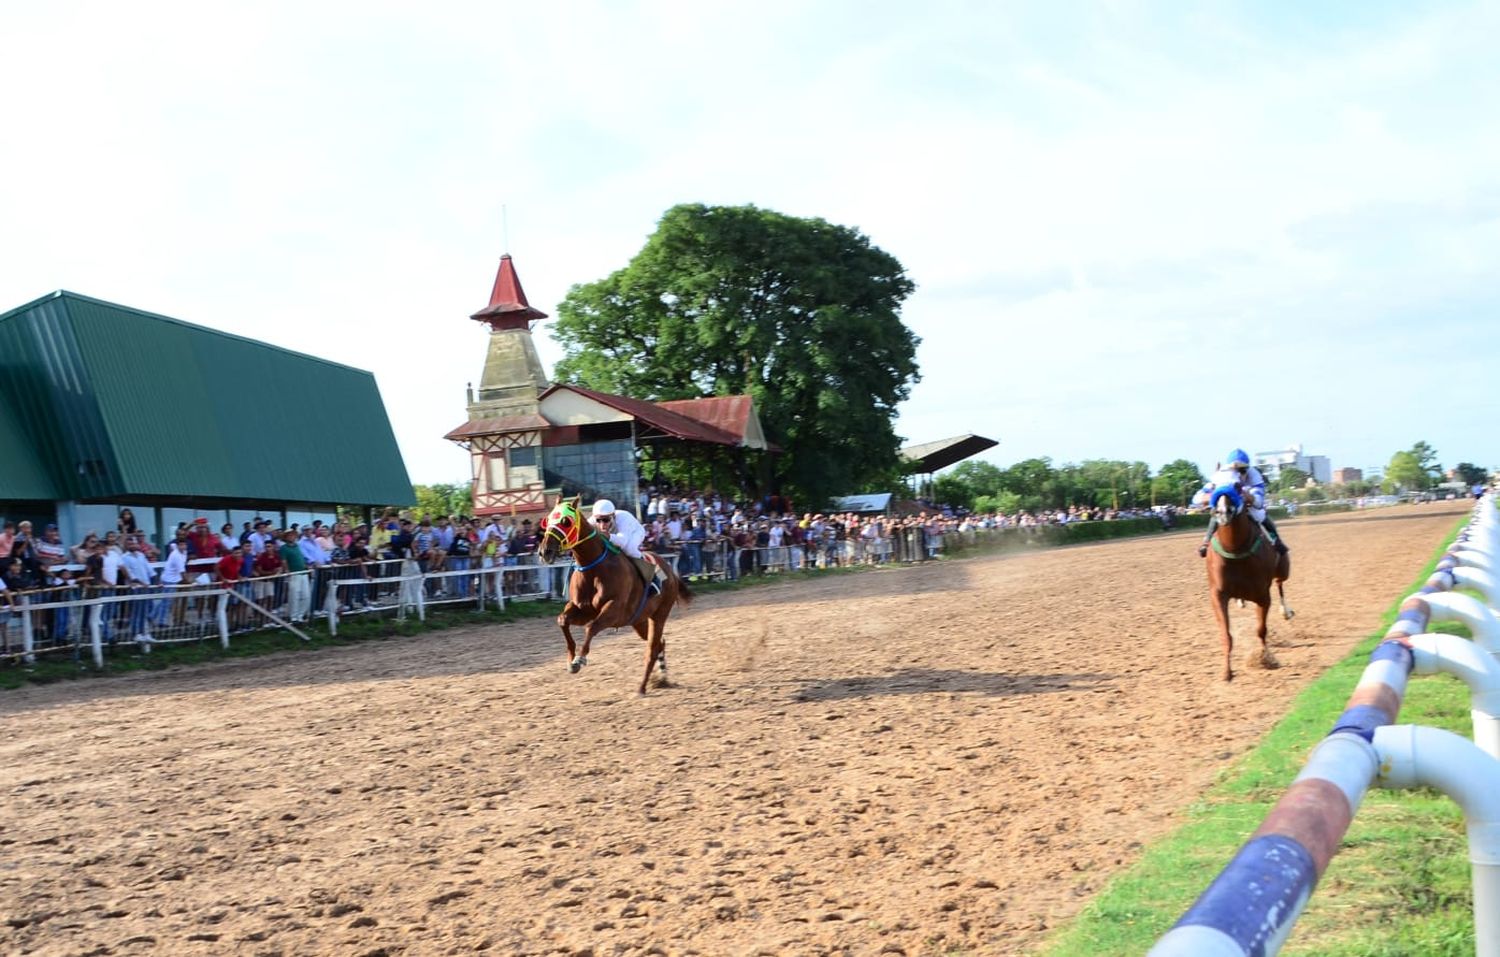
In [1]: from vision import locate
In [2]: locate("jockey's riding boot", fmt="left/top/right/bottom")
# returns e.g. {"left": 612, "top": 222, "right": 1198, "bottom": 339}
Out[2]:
{"left": 1262, "top": 516, "right": 1289, "bottom": 555}
{"left": 1198, "top": 516, "right": 1218, "bottom": 558}
{"left": 1197, "top": 542, "right": 1208, "bottom": 558}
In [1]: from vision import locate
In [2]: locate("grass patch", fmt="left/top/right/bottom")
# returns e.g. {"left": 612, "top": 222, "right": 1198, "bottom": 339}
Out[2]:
{"left": 1037, "top": 519, "right": 1477, "bottom": 956}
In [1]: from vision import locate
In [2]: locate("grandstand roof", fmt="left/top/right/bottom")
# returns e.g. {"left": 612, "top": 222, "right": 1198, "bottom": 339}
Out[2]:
{"left": 0, "top": 291, "right": 414, "bottom": 506}
{"left": 900, "top": 434, "right": 999, "bottom": 473}
{"left": 539, "top": 384, "right": 773, "bottom": 450}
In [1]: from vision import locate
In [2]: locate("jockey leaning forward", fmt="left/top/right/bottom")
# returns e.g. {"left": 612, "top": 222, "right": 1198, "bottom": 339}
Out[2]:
{"left": 590, "top": 498, "right": 660, "bottom": 590}
{"left": 1196, "top": 448, "right": 1289, "bottom": 558}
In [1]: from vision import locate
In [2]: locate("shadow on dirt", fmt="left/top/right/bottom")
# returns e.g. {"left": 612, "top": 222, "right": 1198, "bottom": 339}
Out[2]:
{"left": 791, "top": 668, "right": 1112, "bottom": 702}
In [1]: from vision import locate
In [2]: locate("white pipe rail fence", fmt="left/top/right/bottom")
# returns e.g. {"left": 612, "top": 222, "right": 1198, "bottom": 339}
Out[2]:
{"left": 1150, "top": 491, "right": 1500, "bottom": 957}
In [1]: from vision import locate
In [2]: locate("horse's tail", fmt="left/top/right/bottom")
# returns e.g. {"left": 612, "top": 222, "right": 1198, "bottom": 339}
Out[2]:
{"left": 676, "top": 568, "right": 695, "bottom": 606}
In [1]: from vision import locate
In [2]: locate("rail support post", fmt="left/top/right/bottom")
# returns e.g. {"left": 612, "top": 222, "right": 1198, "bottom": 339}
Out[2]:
{"left": 1374, "top": 724, "right": 1500, "bottom": 957}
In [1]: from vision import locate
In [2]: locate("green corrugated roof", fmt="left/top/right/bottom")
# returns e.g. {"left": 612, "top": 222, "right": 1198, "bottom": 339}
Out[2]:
{"left": 0, "top": 392, "right": 64, "bottom": 500}
{"left": 0, "top": 291, "right": 414, "bottom": 505}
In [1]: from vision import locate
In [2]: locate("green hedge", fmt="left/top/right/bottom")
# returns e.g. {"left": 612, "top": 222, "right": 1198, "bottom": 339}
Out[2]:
{"left": 1299, "top": 502, "right": 1355, "bottom": 516}
{"left": 942, "top": 507, "right": 1289, "bottom": 556}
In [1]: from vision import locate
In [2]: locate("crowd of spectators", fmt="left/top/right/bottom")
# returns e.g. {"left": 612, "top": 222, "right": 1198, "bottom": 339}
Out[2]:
{"left": 2, "top": 480, "right": 1186, "bottom": 650}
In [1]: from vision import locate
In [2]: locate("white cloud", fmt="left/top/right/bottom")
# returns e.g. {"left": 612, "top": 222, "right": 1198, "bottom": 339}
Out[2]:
{"left": 2, "top": 1, "right": 1497, "bottom": 488}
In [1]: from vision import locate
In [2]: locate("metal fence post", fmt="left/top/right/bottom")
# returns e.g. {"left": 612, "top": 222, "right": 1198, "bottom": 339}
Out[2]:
{"left": 20, "top": 595, "right": 34, "bottom": 665}
{"left": 215, "top": 591, "right": 230, "bottom": 649}
{"left": 88, "top": 598, "right": 103, "bottom": 668}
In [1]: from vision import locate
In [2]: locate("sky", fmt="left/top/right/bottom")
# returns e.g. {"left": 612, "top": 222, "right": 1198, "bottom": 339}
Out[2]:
{"left": 3, "top": 1, "right": 1497, "bottom": 487}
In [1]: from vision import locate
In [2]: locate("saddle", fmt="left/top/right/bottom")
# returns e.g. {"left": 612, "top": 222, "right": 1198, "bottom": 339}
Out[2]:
{"left": 631, "top": 555, "right": 664, "bottom": 588}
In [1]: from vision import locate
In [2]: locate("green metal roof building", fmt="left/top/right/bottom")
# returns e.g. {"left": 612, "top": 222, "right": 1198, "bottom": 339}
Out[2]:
{"left": 0, "top": 291, "right": 414, "bottom": 546}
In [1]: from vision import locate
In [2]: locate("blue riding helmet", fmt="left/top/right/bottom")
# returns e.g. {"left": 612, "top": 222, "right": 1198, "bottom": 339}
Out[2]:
{"left": 1225, "top": 448, "right": 1250, "bottom": 468}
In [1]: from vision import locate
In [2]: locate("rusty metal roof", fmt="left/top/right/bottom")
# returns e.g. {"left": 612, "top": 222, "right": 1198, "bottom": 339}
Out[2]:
{"left": 444, "top": 413, "right": 552, "bottom": 442}
{"left": 541, "top": 384, "right": 746, "bottom": 446}
{"left": 655, "top": 395, "right": 771, "bottom": 450}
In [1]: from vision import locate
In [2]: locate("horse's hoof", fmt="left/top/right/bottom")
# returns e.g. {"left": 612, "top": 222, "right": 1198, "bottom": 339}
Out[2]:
{"left": 569, "top": 661, "right": 581, "bottom": 674}
{"left": 1283, "top": 609, "right": 1296, "bottom": 621}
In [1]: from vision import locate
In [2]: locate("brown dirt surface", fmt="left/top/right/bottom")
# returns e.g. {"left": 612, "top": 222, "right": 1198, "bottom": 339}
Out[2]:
{"left": 0, "top": 500, "right": 1470, "bottom": 957}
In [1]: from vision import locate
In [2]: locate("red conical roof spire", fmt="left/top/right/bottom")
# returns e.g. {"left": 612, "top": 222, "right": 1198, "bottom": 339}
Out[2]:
{"left": 470, "top": 254, "right": 547, "bottom": 330}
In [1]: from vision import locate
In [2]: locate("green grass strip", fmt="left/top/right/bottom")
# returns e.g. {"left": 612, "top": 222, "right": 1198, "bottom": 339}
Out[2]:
{"left": 1038, "top": 519, "right": 1477, "bottom": 956}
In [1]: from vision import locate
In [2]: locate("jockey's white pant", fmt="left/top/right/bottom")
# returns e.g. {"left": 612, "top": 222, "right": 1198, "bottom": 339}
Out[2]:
{"left": 1249, "top": 506, "right": 1267, "bottom": 523}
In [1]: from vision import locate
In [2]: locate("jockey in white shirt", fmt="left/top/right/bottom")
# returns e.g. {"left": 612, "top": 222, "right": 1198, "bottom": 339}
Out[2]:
{"left": 591, "top": 498, "right": 659, "bottom": 590}
{"left": 1198, "top": 448, "right": 1288, "bottom": 557}
{"left": 590, "top": 499, "right": 647, "bottom": 558}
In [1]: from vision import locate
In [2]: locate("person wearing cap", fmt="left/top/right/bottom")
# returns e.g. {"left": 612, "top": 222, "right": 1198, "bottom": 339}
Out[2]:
{"left": 279, "top": 530, "right": 311, "bottom": 622}
{"left": 1197, "top": 448, "right": 1288, "bottom": 558}
{"left": 187, "top": 518, "right": 219, "bottom": 560}
{"left": 590, "top": 499, "right": 658, "bottom": 588}
{"left": 589, "top": 499, "right": 645, "bottom": 558}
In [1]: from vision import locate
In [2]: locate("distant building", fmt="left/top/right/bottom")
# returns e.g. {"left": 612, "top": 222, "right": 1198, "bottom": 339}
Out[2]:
{"left": 444, "top": 254, "right": 772, "bottom": 522}
{"left": 1253, "top": 444, "right": 1331, "bottom": 484}
{"left": 1331, "top": 467, "right": 1364, "bottom": 484}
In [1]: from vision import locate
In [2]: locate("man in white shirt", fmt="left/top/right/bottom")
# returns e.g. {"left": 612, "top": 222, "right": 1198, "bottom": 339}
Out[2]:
{"left": 119, "top": 538, "right": 156, "bottom": 642}
{"left": 590, "top": 499, "right": 659, "bottom": 590}
{"left": 155, "top": 541, "right": 189, "bottom": 626}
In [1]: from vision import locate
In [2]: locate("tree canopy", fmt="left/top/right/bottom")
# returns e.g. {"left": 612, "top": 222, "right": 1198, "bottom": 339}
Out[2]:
{"left": 1383, "top": 450, "right": 1430, "bottom": 492}
{"left": 927, "top": 457, "right": 1202, "bottom": 513}
{"left": 1453, "top": 462, "right": 1489, "bottom": 486}
{"left": 551, "top": 204, "right": 920, "bottom": 507}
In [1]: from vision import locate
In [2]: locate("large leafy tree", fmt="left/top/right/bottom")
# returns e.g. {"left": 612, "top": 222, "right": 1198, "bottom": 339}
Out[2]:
{"left": 1409, "top": 440, "right": 1442, "bottom": 479}
{"left": 1272, "top": 466, "right": 1310, "bottom": 492}
{"left": 1151, "top": 458, "right": 1206, "bottom": 505}
{"left": 551, "top": 204, "right": 920, "bottom": 508}
{"left": 1453, "top": 462, "right": 1489, "bottom": 486}
{"left": 1383, "top": 450, "right": 1430, "bottom": 492}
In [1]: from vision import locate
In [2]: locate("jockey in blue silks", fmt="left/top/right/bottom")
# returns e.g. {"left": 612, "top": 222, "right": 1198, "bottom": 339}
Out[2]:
{"left": 1196, "top": 448, "right": 1289, "bottom": 558}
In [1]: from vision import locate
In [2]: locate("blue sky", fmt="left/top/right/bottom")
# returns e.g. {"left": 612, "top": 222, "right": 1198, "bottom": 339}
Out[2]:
{"left": 3, "top": 2, "right": 1496, "bottom": 485}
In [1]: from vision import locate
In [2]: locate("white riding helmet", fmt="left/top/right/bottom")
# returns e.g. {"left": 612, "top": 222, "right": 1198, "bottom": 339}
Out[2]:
{"left": 592, "top": 499, "right": 616, "bottom": 517}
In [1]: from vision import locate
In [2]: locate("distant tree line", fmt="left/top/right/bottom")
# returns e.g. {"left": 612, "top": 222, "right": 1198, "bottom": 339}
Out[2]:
{"left": 932, "top": 440, "right": 1490, "bottom": 513}
{"left": 932, "top": 458, "right": 1207, "bottom": 514}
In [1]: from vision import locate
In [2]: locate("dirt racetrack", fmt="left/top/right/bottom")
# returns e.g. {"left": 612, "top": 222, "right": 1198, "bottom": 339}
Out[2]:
{"left": 0, "top": 501, "right": 1471, "bottom": 957}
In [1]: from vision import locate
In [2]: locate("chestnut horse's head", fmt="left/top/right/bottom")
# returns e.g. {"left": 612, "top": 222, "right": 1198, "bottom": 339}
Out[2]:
{"left": 1211, "top": 484, "right": 1245, "bottom": 526}
{"left": 537, "top": 496, "right": 588, "bottom": 564}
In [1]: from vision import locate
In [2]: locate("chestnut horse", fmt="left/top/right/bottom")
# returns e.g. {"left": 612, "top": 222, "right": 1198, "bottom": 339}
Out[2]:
{"left": 1206, "top": 484, "right": 1294, "bottom": 681}
{"left": 536, "top": 497, "right": 693, "bottom": 694}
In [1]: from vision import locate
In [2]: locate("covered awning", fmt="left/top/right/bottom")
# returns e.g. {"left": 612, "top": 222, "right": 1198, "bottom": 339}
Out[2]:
{"left": 900, "top": 434, "right": 999, "bottom": 473}
{"left": 831, "top": 493, "right": 892, "bottom": 514}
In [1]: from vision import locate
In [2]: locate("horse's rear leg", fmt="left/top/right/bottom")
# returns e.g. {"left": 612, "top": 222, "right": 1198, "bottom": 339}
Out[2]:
{"left": 639, "top": 617, "right": 666, "bottom": 695}
{"left": 1277, "top": 580, "right": 1295, "bottom": 620}
{"left": 1253, "top": 601, "right": 1279, "bottom": 670}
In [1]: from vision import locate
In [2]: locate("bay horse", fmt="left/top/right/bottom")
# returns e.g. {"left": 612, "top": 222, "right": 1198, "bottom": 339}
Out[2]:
{"left": 536, "top": 497, "right": 693, "bottom": 695}
{"left": 1206, "top": 484, "right": 1294, "bottom": 681}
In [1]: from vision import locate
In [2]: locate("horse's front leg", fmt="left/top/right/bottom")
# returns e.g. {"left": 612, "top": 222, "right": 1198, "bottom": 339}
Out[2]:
{"left": 579, "top": 599, "right": 620, "bottom": 667}
{"left": 1211, "top": 591, "right": 1234, "bottom": 682}
{"left": 558, "top": 601, "right": 583, "bottom": 672}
